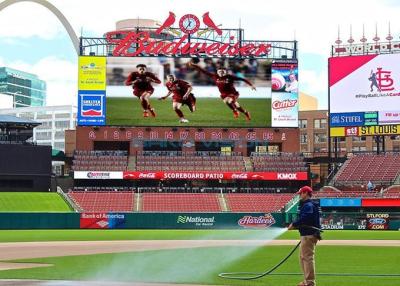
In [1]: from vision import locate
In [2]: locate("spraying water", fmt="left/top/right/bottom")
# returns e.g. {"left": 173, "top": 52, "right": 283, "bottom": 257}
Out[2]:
{"left": 82, "top": 227, "right": 288, "bottom": 284}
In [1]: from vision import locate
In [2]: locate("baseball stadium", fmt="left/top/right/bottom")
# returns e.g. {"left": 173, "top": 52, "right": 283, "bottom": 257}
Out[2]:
{"left": 0, "top": 1, "right": 400, "bottom": 286}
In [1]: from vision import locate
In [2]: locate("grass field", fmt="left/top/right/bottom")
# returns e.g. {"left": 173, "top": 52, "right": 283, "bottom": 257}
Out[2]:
{"left": 0, "top": 230, "right": 399, "bottom": 285}
{"left": 106, "top": 97, "right": 271, "bottom": 127}
{"left": 0, "top": 229, "right": 399, "bottom": 242}
{"left": 0, "top": 192, "right": 72, "bottom": 212}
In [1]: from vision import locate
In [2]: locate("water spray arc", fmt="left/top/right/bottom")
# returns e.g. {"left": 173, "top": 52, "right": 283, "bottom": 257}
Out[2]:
{"left": 218, "top": 226, "right": 400, "bottom": 281}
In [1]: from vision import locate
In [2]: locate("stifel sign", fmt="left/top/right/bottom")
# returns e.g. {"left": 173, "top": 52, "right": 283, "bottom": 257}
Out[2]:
{"left": 106, "top": 31, "right": 271, "bottom": 57}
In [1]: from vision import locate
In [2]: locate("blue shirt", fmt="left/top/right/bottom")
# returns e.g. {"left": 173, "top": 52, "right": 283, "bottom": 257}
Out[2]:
{"left": 293, "top": 199, "right": 321, "bottom": 236}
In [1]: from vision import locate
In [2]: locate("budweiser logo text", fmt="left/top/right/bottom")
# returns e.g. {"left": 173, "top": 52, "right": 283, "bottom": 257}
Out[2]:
{"left": 106, "top": 31, "right": 271, "bottom": 57}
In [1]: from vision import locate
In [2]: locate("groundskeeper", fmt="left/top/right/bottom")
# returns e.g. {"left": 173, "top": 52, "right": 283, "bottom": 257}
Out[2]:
{"left": 288, "top": 186, "right": 321, "bottom": 286}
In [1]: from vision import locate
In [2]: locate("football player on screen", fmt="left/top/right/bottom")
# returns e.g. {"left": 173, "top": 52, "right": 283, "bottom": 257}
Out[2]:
{"left": 159, "top": 74, "right": 196, "bottom": 123}
{"left": 125, "top": 64, "right": 161, "bottom": 118}
{"left": 189, "top": 61, "right": 256, "bottom": 120}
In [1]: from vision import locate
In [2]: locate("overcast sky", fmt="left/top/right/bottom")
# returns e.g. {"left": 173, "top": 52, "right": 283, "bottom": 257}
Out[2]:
{"left": 1, "top": 0, "right": 400, "bottom": 108}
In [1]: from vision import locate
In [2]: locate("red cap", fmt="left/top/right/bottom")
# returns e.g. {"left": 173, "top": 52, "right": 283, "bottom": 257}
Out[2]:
{"left": 296, "top": 186, "right": 313, "bottom": 195}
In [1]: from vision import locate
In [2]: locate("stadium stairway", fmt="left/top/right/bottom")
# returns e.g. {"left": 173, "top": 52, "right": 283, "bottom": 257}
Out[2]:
{"left": 218, "top": 193, "right": 229, "bottom": 212}
{"left": 243, "top": 157, "right": 253, "bottom": 171}
{"left": 134, "top": 193, "right": 142, "bottom": 212}
{"left": 128, "top": 156, "right": 136, "bottom": 170}
{"left": 328, "top": 160, "right": 349, "bottom": 186}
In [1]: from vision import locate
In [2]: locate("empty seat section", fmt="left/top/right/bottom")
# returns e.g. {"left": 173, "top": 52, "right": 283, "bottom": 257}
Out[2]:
{"left": 68, "top": 191, "right": 134, "bottom": 212}
{"left": 72, "top": 150, "right": 128, "bottom": 171}
{"left": 225, "top": 193, "right": 294, "bottom": 212}
{"left": 141, "top": 193, "right": 221, "bottom": 212}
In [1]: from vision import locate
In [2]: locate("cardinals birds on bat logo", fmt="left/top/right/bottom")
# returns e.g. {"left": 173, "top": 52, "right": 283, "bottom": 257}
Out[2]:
{"left": 156, "top": 12, "right": 222, "bottom": 35}
{"left": 155, "top": 11, "right": 176, "bottom": 34}
{"left": 202, "top": 12, "right": 222, "bottom": 35}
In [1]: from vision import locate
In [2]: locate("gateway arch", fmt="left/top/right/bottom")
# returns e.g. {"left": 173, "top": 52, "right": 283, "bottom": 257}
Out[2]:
{"left": 0, "top": 0, "right": 79, "bottom": 54}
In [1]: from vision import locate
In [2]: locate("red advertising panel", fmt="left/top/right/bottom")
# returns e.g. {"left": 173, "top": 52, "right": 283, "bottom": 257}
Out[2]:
{"left": 366, "top": 213, "right": 390, "bottom": 230}
{"left": 362, "top": 198, "right": 400, "bottom": 207}
{"left": 122, "top": 171, "right": 308, "bottom": 181}
{"left": 80, "top": 213, "right": 126, "bottom": 229}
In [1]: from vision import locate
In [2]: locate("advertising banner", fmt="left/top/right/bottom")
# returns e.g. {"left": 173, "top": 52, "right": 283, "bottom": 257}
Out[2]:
{"left": 122, "top": 212, "right": 283, "bottom": 229}
{"left": 329, "top": 54, "right": 400, "bottom": 126}
{"left": 366, "top": 213, "right": 390, "bottom": 230}
{"left": 271, "top": 60, "right": 299, "bottom": 127}
{"left": 330, "top": 124, "right": 400, "bottom": 137}
{"left": 74, "top": 171, "right": 123, "bottom": 179}
{"left": 80, "top": 213, "right": 126, "bottom": 229}
{"left": 77, "top": 90, "right": 106, "bottom": 126}
{"left": 122, "top": 171, "right": 308, "bottom": 181}
{"left": 78, "top": 56, "right": 106, "bottom": 90}
{"left": 320, "top": 198, "right": 362, "bottom": 207}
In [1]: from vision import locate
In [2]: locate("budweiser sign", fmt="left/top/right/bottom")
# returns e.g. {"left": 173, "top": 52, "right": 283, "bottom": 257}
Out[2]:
{"left": 238, "top": 214, "right": 276, "bottom": 228}
{"left": 106, "top": 31, "right": 271, "bottom": 57}
{"left": 105, "top": 12, "right": 271, "bottom": 57}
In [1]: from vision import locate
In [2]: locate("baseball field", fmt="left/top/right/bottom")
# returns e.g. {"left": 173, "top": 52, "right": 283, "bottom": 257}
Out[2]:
{"left": 106, "top": 97, "right": 272, "bottom": 127}
{"left": 0, "top": 230, "right": 399, "bottom": 286}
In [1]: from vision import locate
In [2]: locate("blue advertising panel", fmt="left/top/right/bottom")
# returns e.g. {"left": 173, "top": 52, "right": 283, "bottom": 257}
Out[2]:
{"left": 330, "top": 112, "right": 379, "bottom": 127}
{"left": 320, "top": 198, "right": 362, "bottom": 207}
{"left": 330, "top": 112, "right": 365, "bottom": 127}
{"left": 77, "top": 90, "right": 106, "bottom": 126}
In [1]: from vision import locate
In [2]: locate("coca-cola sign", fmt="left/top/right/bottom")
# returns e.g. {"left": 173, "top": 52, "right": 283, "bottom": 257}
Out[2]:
{"left": 231, "top": 173, "right": 248, "bottom": 179}
{"left": 138, "top": 172, "right": 157, "bottom": 179}
{"left": 238, "top": 214, "right": 276, "bottom": 228}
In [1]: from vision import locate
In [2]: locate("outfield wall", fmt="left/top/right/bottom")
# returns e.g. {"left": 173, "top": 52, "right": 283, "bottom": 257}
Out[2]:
{"left": 0, "top": 212, "right": 282, "bottom": 230}
{"left": 287, "top": 212, "right": 400, "bottom": 230}
{"left": 1, "top": 212, "right": 399, "bottom": 230}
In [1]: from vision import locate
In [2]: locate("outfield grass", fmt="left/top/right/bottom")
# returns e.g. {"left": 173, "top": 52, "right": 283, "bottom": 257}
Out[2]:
{"left": 106, "top": 97, "right": 271, "bottom": 127}
{"left": 0, "top": 229, "right": 398, "bottom": 242}
{"left": 0, "top": 192, "right": 72, "bottom": 212}
{"left": 0, "top": 246, "right": 398, "bottom": 285}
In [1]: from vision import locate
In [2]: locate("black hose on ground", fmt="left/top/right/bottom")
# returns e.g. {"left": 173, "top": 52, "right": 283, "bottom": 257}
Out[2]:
{"left": 218, "top": 226, "right": 400, "bottom": 280}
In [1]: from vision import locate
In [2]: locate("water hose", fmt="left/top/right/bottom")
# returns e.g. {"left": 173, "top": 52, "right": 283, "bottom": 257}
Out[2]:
{"left": 218, "top": 226, "right": 400, "bottom": 280}
{"left": 218, "top": 240, "right": 301, "bottom": 280}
